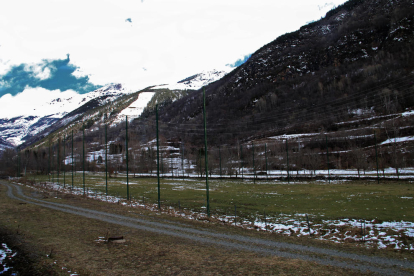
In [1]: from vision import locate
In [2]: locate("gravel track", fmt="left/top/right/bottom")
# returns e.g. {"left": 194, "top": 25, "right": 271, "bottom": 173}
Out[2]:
{"left": 2, "top": 181, "right": 414, "bottom": 275}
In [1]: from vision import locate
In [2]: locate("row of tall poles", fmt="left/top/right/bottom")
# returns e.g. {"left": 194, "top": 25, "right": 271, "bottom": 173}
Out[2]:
{"left": 19, "top": 129, "right": 383, "bottom": 187}
{"left": 16, "top": 88, "right": 386, "bottom": 216}
{"left": 34, "top": 89, "right": 211, "bottom": 215}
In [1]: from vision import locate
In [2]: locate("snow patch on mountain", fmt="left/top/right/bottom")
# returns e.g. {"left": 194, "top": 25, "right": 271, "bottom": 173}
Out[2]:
{"left": 0, "top": 84, "right": 130, "bottom": 147}
{"left": 0, "top": 84, "right": 130, "bottom": 119}
{"left": 153, "top": 69, "right": 230, "bottom": 90}
{"left": 112, "top": 92, "right": 155, "bottom": 125}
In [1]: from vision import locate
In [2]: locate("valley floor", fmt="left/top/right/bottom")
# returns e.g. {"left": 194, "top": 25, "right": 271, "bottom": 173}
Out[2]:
{"left": 1, "top": 180, "right": 414, "bottom": 275}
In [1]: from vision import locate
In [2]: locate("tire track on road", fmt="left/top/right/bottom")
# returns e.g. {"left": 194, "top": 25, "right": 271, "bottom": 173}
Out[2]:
{"left": 2, "top": 181, "right": 413, "bottom": 275}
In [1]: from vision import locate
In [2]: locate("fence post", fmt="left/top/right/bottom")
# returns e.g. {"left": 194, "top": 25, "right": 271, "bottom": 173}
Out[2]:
{"left": 72, "top": 130, "right": 74, "bottom": 189}
{"left": 83, "top": 126, "right": 85, "bottom": 195}
{"left": 326, "top": 135, "right": 330, "bottom": 184}
{"left": 49, "top": 140, "right": 51, "bottom": 182}
{"left": 240, "top": 145, "right": 244, "bottom": 180}
{"left": 374, "top": 131, "right": 380, "bottom": 184}
{"left": 19, "top": 150, "right": 21, "bottom": 177}
{"left": 105, "top": 124, "right": 108, "bottom": 196}
{"left": 265, "top": 143, "right": 268, "bottom": 180}
{"left": 57, "top": 138, "right": 60, "bottom": 185}
{"left": 286, "top": 140, "right": 289, "bottom": 183}
{"left": 170, "top": 150, "right": 173, "bottom": 178}
{"left": 203, "top": 88, "right": 210, "bottom": 217}
{"left": 252, "top": 142, "right": 256, "bottom": 184}
{"left": 181, "top": 142, "right": 184, "bottom": 180}
{"left": 63, "top": 135, "right": 66, "bottom": 188}
{"left": 219, "top": 145, "right": 222, "bottom": 178}
{"left": 126, "top": 116, "right": 129, "bottom": 201}
{"left": 156, "top": 105, "right": 161, "bottom": 210}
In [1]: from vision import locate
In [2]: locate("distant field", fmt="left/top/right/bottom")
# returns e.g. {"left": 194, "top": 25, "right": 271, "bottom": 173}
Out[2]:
{"left": 29, "top": 173, "right": 414, "bottom": 222}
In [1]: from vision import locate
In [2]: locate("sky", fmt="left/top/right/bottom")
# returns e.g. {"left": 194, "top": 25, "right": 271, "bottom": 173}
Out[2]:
{"left": 0, "top": 0, "right": 348, "bottom": 117}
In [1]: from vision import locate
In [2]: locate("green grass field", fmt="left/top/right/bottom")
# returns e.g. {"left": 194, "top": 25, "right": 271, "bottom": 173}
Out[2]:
{"left": 28, "top": 173, "right": 414, "bottom": 222}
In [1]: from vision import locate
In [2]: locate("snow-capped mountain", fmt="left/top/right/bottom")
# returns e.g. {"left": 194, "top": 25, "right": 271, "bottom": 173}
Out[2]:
{"left": 0, "top": 66, "right": 232, "bottom": 152}
{"left": 0, "top": 68, "right": 232, "bottom": 151}
{"left": 109, "top": 69, "right": 234, "bottom": 125}
{"left": 153, "top": 69, "right": 231, "bottom": 90}
{"left": 0, "top": 136, "right": 13, "bottom": 153}
{"left": 0, "top": 84, "right": 130, "bottom": 147}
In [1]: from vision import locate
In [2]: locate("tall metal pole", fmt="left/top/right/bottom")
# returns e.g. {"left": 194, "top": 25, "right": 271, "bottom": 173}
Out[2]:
{"left": 265, "top": 143, "right": 268, "bottom": 180}
{"left": 252, "top": 142, "right": 256, "bottom": 184}
{"left": 219, "top": 145, "right": 222, "bottom": 178}
{"left": 48, "top": 141, "right": 51, "bottom": 182}
{"left": 181, "top": 143, "right": 184, "bottom": 179}
{"left": 57, "top": 138, "right": 60, "bottom": 185}
{"left": 126, "top": 116, "right": 129, "bottom": 201}
{"left": 63, "top": 136, "right": 66, "bottom": 188}
{"left": 156, "top": 105, "right": 161, "bottom": 209}
{"left": 286, "top": 140, "right": 289, "bottom": 184}
{"left": 240, "top": 145, "right": 244, "bottom": 180}
{"left": 171, "top": 152, "right": 173, "bottom": 178}
{"left": 374, "top": 131, "right": 380, "bottom": 184}
{"left": 72, "top": 130, "right": 74, "bottom": 189}
{"left": 83, "top": 126, "right": 85, "bottom": 195}
{"left": 105, "top": 124, "right": 108, "bottom": 196}
{"left": 326, "top": 135, "right": 330, "bottom": 184}
{"left": 203, "top": 88, "right": 210, "bottom": 217}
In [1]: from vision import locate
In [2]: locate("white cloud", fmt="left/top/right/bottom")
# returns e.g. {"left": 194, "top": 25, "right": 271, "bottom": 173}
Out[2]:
{"left": 0, "top": 59, "right": 12, "bottom": 76}
{"left": 36, "top": 67, "right": 51, "bottom": 80}
{"left": 0, "top": 87, "right": 79, "bottom": 118}
{"left": 0, "top": 0, "right": 348, "bottom": 92}
{"left": 0, "top": 79, "right": 10, "bottom": 88}
{"left": 24, "top": 63, "right": 52, "bottom": 80}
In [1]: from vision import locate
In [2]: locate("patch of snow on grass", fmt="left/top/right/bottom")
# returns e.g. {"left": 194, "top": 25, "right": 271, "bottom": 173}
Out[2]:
{"left": 0, "top": 243, "right": 16, "bottom": 274}
{"left": 23, "top": 180, "right": 414, "bottom": 252}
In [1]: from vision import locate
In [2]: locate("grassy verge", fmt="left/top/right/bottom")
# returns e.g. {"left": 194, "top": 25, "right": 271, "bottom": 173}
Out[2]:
{"left": 0, "top": 183, "right": 363, "bottom": 275}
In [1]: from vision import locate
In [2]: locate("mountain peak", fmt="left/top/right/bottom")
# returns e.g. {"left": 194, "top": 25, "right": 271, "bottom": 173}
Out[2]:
{"left": 153, "top": 69, "right": 231, "bottom": 91}
{"left": 0, "top": 83, "right": 131, "bottom": 147}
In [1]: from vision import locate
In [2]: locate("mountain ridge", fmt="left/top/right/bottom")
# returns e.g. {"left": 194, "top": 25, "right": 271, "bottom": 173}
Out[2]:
{"left": 154, "top": 0, "right": 414, "bottom": 145}
{"left": 3, "top": 0, "right": 414, "bottom": 160}
{"left": 5, "top": 69, "right": 230, "bottom": 151}
{"left": 0, "top": 83, "right": 130, "bottom": 148}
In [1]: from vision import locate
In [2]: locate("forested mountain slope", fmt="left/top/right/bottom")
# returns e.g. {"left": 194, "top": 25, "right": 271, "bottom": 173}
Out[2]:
{"left": 153, "top": 0, "right": 414, "bottom": 145}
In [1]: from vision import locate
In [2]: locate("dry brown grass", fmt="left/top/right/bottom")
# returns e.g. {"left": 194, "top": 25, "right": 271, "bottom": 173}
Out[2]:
{"left": 0, "top": 184, "right": 373, "bottom": 275}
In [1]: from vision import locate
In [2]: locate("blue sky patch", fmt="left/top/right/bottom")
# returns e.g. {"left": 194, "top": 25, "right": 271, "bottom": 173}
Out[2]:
{"left": 0, "top": 55, "right": 102, "bottom": 97}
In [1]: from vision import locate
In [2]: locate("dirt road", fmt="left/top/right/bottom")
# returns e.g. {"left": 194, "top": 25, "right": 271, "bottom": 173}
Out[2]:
{"left": 2, "top": 181, "right": 413, "bottom": 275}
